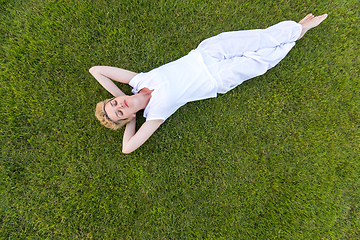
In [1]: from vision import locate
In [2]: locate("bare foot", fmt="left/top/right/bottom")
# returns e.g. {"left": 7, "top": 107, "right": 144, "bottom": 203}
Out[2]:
{"left": 298, "top": 13, "right": 314, "bottom": 25}
{"left": 297, "top": 13, "right": 328, "bottom": 40}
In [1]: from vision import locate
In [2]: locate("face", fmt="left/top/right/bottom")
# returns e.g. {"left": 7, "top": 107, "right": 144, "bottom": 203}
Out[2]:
{"left": 104, "top": 96, "right": 136, "bottom": 122}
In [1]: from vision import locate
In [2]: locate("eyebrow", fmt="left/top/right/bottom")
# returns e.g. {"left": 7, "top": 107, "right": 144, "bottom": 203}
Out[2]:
{"left": 103, "top": 99, "right": 117, "bottom": 123}
{"left": 109, "top": 100, "right": 118, "bottom": 117}
{"left": 111, "top": 100, "right": 122, "bottom": 118}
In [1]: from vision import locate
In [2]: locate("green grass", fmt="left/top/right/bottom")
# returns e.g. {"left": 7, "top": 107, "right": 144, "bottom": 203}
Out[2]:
{"left": 1, "top": 0, "right": 359, "bottom": 238}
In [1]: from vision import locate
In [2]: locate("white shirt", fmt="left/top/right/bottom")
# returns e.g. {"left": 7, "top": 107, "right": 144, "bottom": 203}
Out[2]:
{"left": 129, "top": 49, "right": 218, "bottom": 121}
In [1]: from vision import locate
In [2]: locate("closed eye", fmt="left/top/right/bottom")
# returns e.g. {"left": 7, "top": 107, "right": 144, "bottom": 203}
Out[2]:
{"left": 116, "top": 110, "right": 123, "bottom": 118}
{"left": 111, "top": 100, "right": 117, "bottom": 106}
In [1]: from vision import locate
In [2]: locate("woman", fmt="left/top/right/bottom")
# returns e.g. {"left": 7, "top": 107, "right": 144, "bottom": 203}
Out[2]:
{"left": 90, "top": 13, "right": 328, "bottom": 153}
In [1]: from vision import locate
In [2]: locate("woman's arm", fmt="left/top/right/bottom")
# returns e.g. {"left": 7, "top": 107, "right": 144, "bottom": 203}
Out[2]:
{"left": 122, "top": 119, "right": 164, "bottom": 154}
{"left": 90, "top": 66, "right": 159, "bottom": 153}
{"left": 89, "top": 66, "right": 137, "bottom": 97}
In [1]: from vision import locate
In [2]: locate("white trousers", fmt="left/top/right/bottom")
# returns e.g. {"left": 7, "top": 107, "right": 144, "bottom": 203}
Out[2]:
{"left": 197, "top": 21, "right": 302, "bottom": 93}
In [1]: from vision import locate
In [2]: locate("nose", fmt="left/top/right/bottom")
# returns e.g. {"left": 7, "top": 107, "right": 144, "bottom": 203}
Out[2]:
{"left": 116, "top": 102, "right": 125, "bottom": 109}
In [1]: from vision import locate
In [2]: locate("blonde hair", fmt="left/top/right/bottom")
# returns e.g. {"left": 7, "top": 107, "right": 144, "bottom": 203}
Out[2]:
{"left": 95, "top": 99, "right": 133, "bottom": 130}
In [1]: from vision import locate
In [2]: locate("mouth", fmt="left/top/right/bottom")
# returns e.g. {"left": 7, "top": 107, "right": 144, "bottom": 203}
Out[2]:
{"left": 124, "top": 100, "right": 129, "bottom": 108}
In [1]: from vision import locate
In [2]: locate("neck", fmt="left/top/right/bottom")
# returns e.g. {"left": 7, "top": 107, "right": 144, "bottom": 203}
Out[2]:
{"left": 134, "top": 89, "right": 152, "bottom": 110}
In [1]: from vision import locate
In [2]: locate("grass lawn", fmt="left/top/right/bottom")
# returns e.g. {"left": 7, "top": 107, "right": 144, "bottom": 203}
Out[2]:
{"left": 1, "top": 0, "right": 359, "bottom": 238}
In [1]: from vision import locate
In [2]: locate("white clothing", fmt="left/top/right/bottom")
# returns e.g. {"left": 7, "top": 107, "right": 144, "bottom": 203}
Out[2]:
{"left": 129, "top": 20, "right": 302, "bottom": 121}
{"left": 197, "top": 20, "right": 302, "bottom": 93}
{"left": 129, "top": 49, "right": 218, "bottom": 121}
